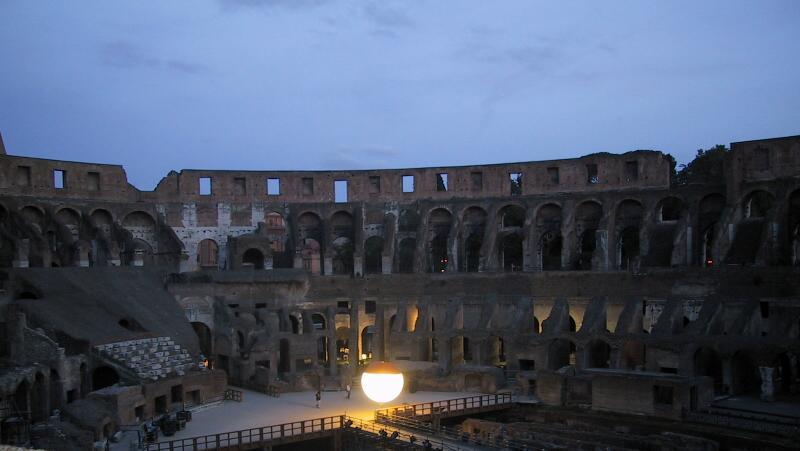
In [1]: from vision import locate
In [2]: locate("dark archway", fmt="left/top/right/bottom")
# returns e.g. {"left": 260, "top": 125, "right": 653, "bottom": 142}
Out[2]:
{"left": 731, "top": 351, "right": 759, "bottom": 395}
{"left": 364, "top": 236, "right": 384, "bottom": 274}
{"left": 540, "top": 232, "right": 562, "bottom": 270}
{"left": 501, "top": 234, "right": 523, "bottom": 271}
{"left": 430, "top": 234, "right": 449, "bottom": 273}
{"left": 464, "top": 233, "right": 482, "bottom": 272}
{"left": 694, "top": 347, "right": 723, "bottom": 394}
{"left": 92, "top": 366, "right": 119, "bottom": 391}
{"left": 547, "top": 339, "right": 576, "bottom": 370}
{"left": 618, "top": 226, "right": 640, "bottom": 270}
{"left": 191, "top": 322, "right": 212, "bottom": 357}
{"left": 578, "top": 229, "right": 596, "bottom": 270}
{"left": 584, "top": 340, "right": 611, "bottom": 368}
{"left": 242, "top": 248, "right": 264, "bottom": 269}
{"left": 278, "top": 339, "right": 290, "bottom": 374}
{"left": 620, "top": 341, "right": 646, "bottom": 370}
{"left": 398, "top": 238, "right": 416, "bottom": 273}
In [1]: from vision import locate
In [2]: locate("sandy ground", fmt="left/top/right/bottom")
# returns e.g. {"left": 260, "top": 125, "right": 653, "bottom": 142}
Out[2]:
{"left": 161, "top": 388, "right": 481, "bottom": 442}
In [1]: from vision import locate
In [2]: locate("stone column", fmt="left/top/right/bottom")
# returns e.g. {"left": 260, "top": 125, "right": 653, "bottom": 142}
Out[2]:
{"left": 349, "top": 301, "right": 360, "bottom": 363}
{"left": 375, "top": 305, "right": 385, "bottom": 360}
{"left": 759, "top": 366, "right": 775, "bottom": 402}
{"left": 381, "top": 255, "right": 392, "bottom": 274}
{"left": 13, "top": 239, "right": 30, "bottom": 268}
{"left": 327, "top": 307, "right": 337, "bottom": 377}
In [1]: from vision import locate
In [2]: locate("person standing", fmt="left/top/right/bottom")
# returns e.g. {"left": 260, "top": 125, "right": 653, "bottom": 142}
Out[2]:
{"left": 315, "top": 390, "right": 321, "bottom": 408}
{"left": 346, "top": 383, "right": 351, "bottom": 399}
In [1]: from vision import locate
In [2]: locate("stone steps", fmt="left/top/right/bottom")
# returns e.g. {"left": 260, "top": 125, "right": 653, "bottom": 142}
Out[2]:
{"left": 95, "top": 336, "right": 199, "bottom": 381}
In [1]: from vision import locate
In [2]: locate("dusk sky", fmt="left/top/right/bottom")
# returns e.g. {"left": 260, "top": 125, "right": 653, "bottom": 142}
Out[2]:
{"left": 1, "top": 1, "right": 798, "bottom": 190}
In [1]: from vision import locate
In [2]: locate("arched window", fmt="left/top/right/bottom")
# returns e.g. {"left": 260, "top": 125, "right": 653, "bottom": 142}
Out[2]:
{"left": 197, "top": 239, "right": 219, "bottom": 268}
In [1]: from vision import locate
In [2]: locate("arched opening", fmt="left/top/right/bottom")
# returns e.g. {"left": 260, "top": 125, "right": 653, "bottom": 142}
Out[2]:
{"left": 620, "top": 341, "right": 646, "bottom": 370}
{"left": 569, "top": 316, "right": 577, "bottom": 332}
{"left": 361, "top": 326, "right": 375, "bottom": 360}
{"left": 311, "top": 313, "right": 326, "bottom": 331}
{"left": 533, "top": 316, "right": 540, "bottom": 334}
{"left": 547, "top": 339, "right": 576, "bottom": 370}
{"left": 197, "top": 239, "right": 219, "bottom": 268}
{"left": 335, "top": 327, "right": 350, "bottom": 363}
{"left": 397, "top": 238, "right": 416, "bottom": 273}
{"left": 92, "top": 366, "right": 119, "bottom": 391}
{"left": 656, "top": 197, "right": 683, "bottom": 222}
{"left": 694, "top": 347, "right": 723, "bottom": 394}
{"left": 501, "top": 233, "right": 523, "bottom": 271}
{"left": 774, "top": 352, "right": 794, "bottom": 396}
{"left": 398, "top": 209, "right": 420, "bottom": 233}
{"left": 463, "top": 336, "right": 472, "bottom": 362}
{"left": 242, "top": 248, "right": 265, "bottom": 269}
{"left": 727, "top": 190, "right": 774, "bottom": 264}
{"left": 300, "top": 238, "right": 321, "bottom": 273}
{"left": 20, "top": 205, "right": 45, "bottom": 235}
{"left": 499, "top": 205, "right": 525, "bottom": 229}
{"left": 731, "top": 351, "right": 759, "bottom": 395}
{"left": 584, "top": 340, "right": 611, "bottom": 368}
{"left": 578, "top": 229, "right": 597, "bottom": 270}
{"left": 31, "top": 372, "right": 47, "bottom": 422}
{"left": 461, "top": 207, "right": 486, "bottom": 272}
{"left": 265, "top": 212, "right": 292, "bottom": 268}
{"left": 289, "top": 315, "right": 300, "bottom": 334}
{"left": 618, "top": 227, "right": 640, "bottom": 270}
{"left": 539, "top": 231, "right": 562, "bottom": 270}
{"left": 428, "top": 209, "right": 452, "bottom": 273}
{"left": 331, "top": 211, "right": 355, "bottom": 275}
{"left": 79, "top": 363, "right": 89, "bottom": 397}
{"left": 364, "top": 236, "right": 384, "bottom": 274}
{"left": 698, "top": 194, "right": 725, "bottom": 266}
{"left": 430, "top": 234, "right": 449, "bottom": 273}
{"left": 14, "top": 380, "right": 30, "bottom": 414}
{"left": 191, "top": 322, "right": 212, "bottom": 356}
{"left": 125, "top": 239, "right": 153, "bottom": 267}
{"left": 278, "top": 339, "right": 290, "bottom": 374}
{"left": 744, "top": 190, "right": 773, "bottom": 219}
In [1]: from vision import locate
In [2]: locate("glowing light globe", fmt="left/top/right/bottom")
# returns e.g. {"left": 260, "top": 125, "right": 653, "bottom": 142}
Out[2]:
{"left": 361, "top": 361, "right": 404, "bottom": 403}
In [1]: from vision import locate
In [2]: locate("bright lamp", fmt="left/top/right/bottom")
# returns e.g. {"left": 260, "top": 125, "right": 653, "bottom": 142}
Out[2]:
{"left": 361, "top": 361, "right": 404, "bottom": 403}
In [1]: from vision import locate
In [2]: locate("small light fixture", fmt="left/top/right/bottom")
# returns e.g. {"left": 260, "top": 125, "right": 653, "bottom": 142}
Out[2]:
{"left": 361, "top": 361, "right": 404, "bottom": 403}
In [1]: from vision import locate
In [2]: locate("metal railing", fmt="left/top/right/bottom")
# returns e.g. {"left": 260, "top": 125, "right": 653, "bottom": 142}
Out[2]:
{"left": 375, "top": 393, "right": 513, "bottom": 420}
{"left": 146, "top": 415, "right": 343, "bottom": 450}
{"left": 223, "top": 388, "right": 242, "bottom": 402}
{"left": 343, "top": 416, "right": 459, "bottom": 451}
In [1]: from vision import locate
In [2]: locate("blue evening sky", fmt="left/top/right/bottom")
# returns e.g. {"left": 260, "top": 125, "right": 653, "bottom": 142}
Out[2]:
{"left": 1, "top": 1, "right": 798, "bottom": 190}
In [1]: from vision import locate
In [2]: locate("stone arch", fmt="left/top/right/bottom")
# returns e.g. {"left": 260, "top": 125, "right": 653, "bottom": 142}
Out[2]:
{"left": 242, "top": 248, "right": 265, "bottom": 269}
{"left": 92, "top": 366, "right": 119, "bottom": 391}
{"left": 49, "top": 368, "right": 62, "bottom": 412}
{"left": 311, "top": 313, "right": 327, "bottom": 330}
{"left": 20, "top": 205, "right": 45, "bottom": 234}
{"left": 90, "top": 208, "right": 114, "bottom": 238}
{"left": 297, "top": 211, "right": 323, "bottom": 241}
{"left": 55, "top": 207, "right": 81, "bottom": 241}
{"left": 14, "top": 379, "right": 30, "bottom": 415}
{"left": 125, "top": 239, "right": 153, "bottom": 266}
{"left": 460, "top": 206, "right": 487, "bottom": 272}
{"left": 498, "top": 204, "right": 526, "bottom": 229}
{"left": 265, "top": 212, "right": 291, "bottom": 268}
{"left": 364, "top": 235, "right": 384, "bottom": 274}
{"left": 618, "top": 226, "right": 640, "bottom": 270}
{"left": 428, "top": 208, "right": 452, "bottom": 273}
{"left": 698, "top": 193, "right": 726, "bottom": 266}
{"left": 398, "top": 208, "right": 420, "bottom": 233}
{"left": 655, "top": 196, "right": 684, "bottom": 222}
{"left": 742, "top": 189, "right": 774, "bottom": 219}
{"left": 31, "top": 372, "right": 47, "bottom": 422}
{"left": 539, "top": 230, "right": 562, "bottom": 270}
{"left": 500, "top": 233, "right": 523, "bottom": 271}
{"left": 361, "top": 325, "right": 376, "bottom": 359}
{"left": 191, "top": 321, "right": 212, "bottom": 356}
{"left": 485, "top": 336, "right": 506, "bottom": 366}
{"left": 300, "top": 238, "right": 321, "bottom": 273}
{"left": 397, "top": 237, "right": 416, "bottom": 273}
{"left": 197, "top": 239, "right": 219, "bottom": 268}
{"left": 330, "top": 211, "right": 354, "bottom": 275}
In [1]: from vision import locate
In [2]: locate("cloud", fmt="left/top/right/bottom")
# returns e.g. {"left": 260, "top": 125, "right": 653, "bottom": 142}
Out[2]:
{"left": 322, "top": 146, "right": 401, "bottom": 169}
{"left": 99, "top": 41, "right": 206, "bottom": 75}
{"left": 218, "top": 0, "right": 332, "bottom": 10}
{"left": 363, "top": 3, "right": 414, "bottom": 29}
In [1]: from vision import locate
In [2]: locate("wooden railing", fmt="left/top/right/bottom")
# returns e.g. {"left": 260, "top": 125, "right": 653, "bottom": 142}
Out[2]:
{"left": 146, "top": 415, "right": 343, "bottom": 450}
{"left": 375, "top": 393, "right": 513, "bottom": 421}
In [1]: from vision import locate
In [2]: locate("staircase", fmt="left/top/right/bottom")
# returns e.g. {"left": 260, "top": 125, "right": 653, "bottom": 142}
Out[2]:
{"left": 94, "top": 337, "right": 198, "bottom": 381}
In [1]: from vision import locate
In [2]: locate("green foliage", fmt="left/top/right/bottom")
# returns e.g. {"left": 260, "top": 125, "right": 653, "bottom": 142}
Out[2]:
{"left": 675, "top": 144, "right": 729, "bottom": 185}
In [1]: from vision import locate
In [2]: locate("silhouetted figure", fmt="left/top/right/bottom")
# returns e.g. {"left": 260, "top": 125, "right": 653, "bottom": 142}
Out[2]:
{"left": 346, "top": 383, "right": 351, "bottom": 399}
{"left": 315, "top": 390, "right": 321, "bottom": 408}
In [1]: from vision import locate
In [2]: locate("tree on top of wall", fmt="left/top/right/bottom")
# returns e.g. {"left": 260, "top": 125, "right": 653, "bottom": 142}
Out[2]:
{"left": 675, "top": 145, "right": 729, "bottom": 186}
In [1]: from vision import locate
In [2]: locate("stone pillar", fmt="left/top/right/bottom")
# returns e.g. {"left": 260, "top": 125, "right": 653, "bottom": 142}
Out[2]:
{"left": 438, "top": 333, "right": 451, "bottom": 373}
{"left": 375, "top": 305, "right": 385, "bottom": 360}
{"left": 381, "top": 255, "right": 392, "bottom": 274}
{"left": 324, "top": 257, "right": 333, "bottom": 276}
{"left": 759, "top": 366, "right": 775, "bottom": 402}
{"left": 178, "top": 250, "right": 190, "bottom": 273}
{"left": 353, "top": 256, "right": 363, "bottom": 277}
{"left": 294, "top": 252, "right": 303, "bottom": 271}
{"left": 349, "top": 301, "right": 360, "bottom": 363}
{"left": 595, "top": 229, "right": 608, "bottom": 271}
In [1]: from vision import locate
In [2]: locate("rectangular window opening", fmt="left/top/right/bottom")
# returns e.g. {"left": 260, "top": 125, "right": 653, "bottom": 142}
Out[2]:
{"left": 402, "top": 175, "right": 415, "bottom": 193}
{"left": 16, "top": 166, "right": 31, "bottom": 187}
{"left": 368, "top": 176, "right": 381, "bottom": 194}
{"left": 302, "top": 177, "right": 314, "bottom": 196}
{"left": 365, "top": 300, "right": 376, "bottom": 314}
{"left": 87, "top": 171, "right": 100, "bottom": 191}
{"left": 625, "top": 161, "right": 639, "bottom": 181}
{"left": 233, "top": 177, "right": 246, "bottom": 196}
{"left": 199, "top": 177, "right": 212, "bottom": 195}
{"left": 436, "top": 173, "right": 448, "bottom": 192}
{"left": 255, "top": 302, "right": 267, "bottom": 309}
{"left": 547, "top": 167, "right": 560, "bottom": 185}
{"left": 267, "top": 178, "right": 280, "bottom": 196}
{"left": 471, "top": 171, "right": 483, "bottom": 191}
{"left": 54, "top": 169, "right": 66, "bottom": 189}
{"left": 337, "top": 301, "right": 350, "bottom": 310}
{"left": 334, "top": 180, "right": 348, "bottom": 203}
{"left": 509, "top": 172, "right": 522, "bottom": 196}
{"left": 586, "top": 164, "right": 599, "bottom": 184}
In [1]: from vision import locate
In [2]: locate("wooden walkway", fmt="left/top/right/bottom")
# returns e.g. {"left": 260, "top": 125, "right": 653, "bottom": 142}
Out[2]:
{"left": 375, "top": 394, "right": 514, "bottom": 422}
